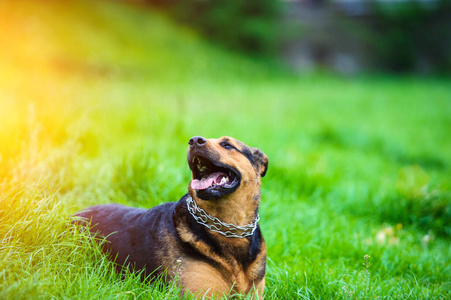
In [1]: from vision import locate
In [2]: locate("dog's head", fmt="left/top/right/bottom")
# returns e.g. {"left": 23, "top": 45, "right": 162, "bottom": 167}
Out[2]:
{"left": 187, "top": 136, "right": 268, "bottom": 201}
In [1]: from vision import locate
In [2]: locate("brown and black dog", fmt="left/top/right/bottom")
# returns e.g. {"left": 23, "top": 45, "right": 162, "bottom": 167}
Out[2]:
{"left": 75, "top": 136, "right": 268, "bottom": 298}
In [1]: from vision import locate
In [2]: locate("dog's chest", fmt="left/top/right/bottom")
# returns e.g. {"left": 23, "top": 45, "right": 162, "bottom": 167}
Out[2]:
{"left": 176, "top": 258, "right": 258, "bottom": 296}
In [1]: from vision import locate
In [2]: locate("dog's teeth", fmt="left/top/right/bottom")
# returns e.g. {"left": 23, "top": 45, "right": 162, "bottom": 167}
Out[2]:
{"left": 220, "top": 177, "right": 228, "bottom": 185}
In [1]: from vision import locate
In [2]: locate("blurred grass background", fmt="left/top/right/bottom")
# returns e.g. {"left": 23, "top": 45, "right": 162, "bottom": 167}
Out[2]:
{"left": 0, "top": 0, "right": 450, "bottom": 299}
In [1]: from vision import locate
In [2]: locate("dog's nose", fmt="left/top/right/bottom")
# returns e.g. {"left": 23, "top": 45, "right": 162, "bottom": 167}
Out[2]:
{"left": 189, "top": 136, "right": 207, "bottom": 148}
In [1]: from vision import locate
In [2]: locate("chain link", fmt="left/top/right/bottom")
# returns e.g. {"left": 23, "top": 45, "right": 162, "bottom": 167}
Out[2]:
{"left": 186, "top": 196, "right": 259, "bottom": 238}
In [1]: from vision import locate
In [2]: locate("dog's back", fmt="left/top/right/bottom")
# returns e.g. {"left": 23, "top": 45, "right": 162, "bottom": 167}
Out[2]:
{"left": 76, "top": 201, "right": 178, "bottom": 276}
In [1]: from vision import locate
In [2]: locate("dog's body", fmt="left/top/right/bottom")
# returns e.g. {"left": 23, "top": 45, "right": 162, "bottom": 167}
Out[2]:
{"left": 76, "top": 136, "right": 268, "bottom": 298}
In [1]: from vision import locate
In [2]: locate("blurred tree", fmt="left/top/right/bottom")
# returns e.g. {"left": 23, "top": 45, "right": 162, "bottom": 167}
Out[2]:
{"left": 144, "top": 0, "right": 281, "bottom": 55}
{"left": 366, "top": 0, "right": 451, "bottom": 73}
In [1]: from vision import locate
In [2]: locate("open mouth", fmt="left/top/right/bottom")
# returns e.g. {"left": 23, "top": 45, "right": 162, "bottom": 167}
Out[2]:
{"left": 189, "top": 155, "right": 241, "bottom": 199}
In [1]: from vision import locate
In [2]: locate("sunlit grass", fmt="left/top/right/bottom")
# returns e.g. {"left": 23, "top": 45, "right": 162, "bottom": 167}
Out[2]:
{"left": 0, "top": 0, "right": 450, "bottom": 299}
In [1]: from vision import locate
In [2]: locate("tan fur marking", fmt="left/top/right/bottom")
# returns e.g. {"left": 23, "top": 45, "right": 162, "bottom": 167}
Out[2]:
{"left": 176, "top": 222, "right": 234, "bottom": 275}
{"left": 180, "top": 261, "right": 231, "bottom": 299}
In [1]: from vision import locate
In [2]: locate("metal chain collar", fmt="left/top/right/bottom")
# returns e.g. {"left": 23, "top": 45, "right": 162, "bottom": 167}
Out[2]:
{"left": 185, "top": 196, "right": 259, "bottom": 238}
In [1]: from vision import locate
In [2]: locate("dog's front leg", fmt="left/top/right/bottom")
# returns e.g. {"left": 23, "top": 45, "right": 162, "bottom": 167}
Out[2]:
{"left": 177, "top": 261, "right": 230, "bottom": 299}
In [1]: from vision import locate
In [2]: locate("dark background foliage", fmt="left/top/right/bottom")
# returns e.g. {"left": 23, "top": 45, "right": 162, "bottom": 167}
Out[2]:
{"left": 145, "top": 0, "right": 281, "bottom": 55}
{"left": 363, "top": 0, "right": 451, "bottom": 73}
{"left": 143, "top": 0, "right": 451, "bottom": 73}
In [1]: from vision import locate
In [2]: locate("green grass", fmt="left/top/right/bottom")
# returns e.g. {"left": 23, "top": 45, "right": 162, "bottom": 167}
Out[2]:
{"left": 1, "top": 0, "right": 450, "bottom": 299}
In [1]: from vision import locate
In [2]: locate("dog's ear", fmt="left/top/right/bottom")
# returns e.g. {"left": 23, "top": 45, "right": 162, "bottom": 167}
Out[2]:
{"left": 251, "top": 147, "right": 268, "bottom": 177}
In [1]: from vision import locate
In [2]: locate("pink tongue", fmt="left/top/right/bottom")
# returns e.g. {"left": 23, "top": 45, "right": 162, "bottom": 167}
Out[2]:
{"left": 191, "top": 172, "right": 227, "bottom": 190}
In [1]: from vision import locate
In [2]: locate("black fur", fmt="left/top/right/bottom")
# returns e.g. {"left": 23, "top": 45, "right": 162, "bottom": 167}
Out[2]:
{"left": 76, "top": 202, "right": 176, "bottom": 278}
{"left": 75, "top": 194, "right": 263, "bottom": 281}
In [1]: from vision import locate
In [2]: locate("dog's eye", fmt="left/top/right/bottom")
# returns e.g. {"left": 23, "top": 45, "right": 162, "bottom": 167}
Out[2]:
{"left": 220, "top": 141, "right": 234, "bottom": 150}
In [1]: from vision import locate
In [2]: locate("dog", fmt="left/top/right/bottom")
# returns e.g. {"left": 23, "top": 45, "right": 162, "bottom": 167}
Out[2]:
{"left": 75, "top": 136, "right": 268, "bottom": 298}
